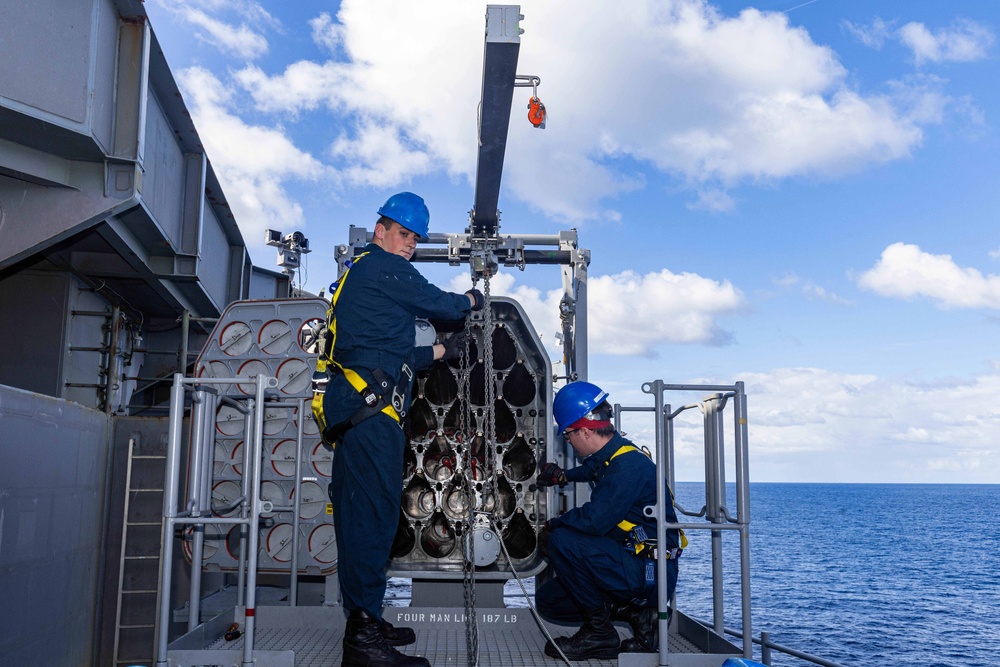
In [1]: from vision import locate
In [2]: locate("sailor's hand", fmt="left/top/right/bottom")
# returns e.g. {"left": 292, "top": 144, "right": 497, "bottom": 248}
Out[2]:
{"left": 440, "top": 331, "right": 468, "bottom": 362}
{"left": 536, "top": 462, "right": 567, "bottom": 487}
{"left": 466, "top": 288, "right": 485, "bottom": 311}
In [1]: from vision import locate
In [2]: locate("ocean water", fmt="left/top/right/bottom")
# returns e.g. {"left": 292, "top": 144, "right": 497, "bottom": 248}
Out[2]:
{"left": 668, "top": 483, "right": 1000, "bottom": 667}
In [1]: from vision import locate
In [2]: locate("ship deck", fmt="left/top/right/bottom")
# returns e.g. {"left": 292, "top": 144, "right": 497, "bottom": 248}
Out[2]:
{"left": 168, "top": 603, "right": 731, "bottom": 667}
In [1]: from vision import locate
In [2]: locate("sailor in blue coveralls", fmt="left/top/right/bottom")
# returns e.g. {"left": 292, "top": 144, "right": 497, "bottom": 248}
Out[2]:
{"left": 323, "top": 192, "right": 483, "bottom": 667}
{"left": 535, "top": 381, "right": 682, "bottom": 660}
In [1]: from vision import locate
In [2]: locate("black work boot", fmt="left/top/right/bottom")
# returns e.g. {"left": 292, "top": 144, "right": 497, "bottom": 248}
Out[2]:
{"left": 378, "top": 616, "right": 416, "bottom": 646}
{"left": 543, "top": 603, "right": 620, "bottom": 660}
{"left": 616, "top": 604, "right": 658, "bottom": 652}
{"left": 342, "top": 609, "right": 430, "bottom": 667}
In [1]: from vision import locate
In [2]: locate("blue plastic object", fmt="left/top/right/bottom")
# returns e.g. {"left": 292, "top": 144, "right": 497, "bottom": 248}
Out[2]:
{"left": 377, "top": 192, "right": 430, "bottom": 238}
{"left": 721, "top": 659, "right": 768, "bottom": 667}
{"left": 553, "top": 381, "right": 609, "bottom": 433}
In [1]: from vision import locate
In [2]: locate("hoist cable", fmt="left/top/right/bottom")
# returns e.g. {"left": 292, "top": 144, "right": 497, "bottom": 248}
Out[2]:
{"left": 489, "top": 514, "right": 573, "bottom": 667}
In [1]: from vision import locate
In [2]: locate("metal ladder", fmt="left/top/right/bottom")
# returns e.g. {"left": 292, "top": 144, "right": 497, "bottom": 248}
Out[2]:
{"left": 113, "top": 437, "right": 167, "bottom": 666}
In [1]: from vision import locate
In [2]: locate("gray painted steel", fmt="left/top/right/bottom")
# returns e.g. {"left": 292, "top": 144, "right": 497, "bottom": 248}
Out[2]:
{"left": 0, "top": 384, "right": 110, "bottom": 666}
{"left": 0, "top": 0, "right": 291, "bottom": 415}
{"left": 0, "top": 0, "right": 289, "bottom": 326}
{"left": 472, "top": 5, "right": 522, "bottom": 235}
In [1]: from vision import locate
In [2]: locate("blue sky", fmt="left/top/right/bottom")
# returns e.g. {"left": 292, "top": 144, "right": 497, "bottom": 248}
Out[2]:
{"left": 145, "top": 0, "right": 1000, "bottom": 483}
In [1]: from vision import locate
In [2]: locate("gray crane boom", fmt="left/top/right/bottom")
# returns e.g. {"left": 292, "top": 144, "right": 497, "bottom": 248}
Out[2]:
{"left": 471, "top": 5, "right": 522, "bottom": 238}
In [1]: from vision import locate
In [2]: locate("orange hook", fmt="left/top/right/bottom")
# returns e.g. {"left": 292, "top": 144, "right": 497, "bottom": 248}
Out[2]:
{"left": 528, "top": 97, "right": 546, "bottom": 128}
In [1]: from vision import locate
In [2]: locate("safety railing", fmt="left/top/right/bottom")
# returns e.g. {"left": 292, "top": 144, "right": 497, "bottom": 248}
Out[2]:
{"left": 702, "top": 624, "right": 848, "bottom": 667}
{"left": 613, "top": 380, "right": 752, "bottom": 667}
{"left": 153, "top": 372, "right": 312, "bottom": 666}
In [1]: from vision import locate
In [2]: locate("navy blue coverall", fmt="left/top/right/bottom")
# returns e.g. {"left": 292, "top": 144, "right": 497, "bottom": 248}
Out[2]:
{"left": 537, "top": 433, "right": 680, "bottom": 622}
{"left": 324, "top": 242, "right": 470, "bottom": 618}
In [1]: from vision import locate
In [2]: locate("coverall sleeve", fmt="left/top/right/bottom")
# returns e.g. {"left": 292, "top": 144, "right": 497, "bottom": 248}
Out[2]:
{"left": 564, "top": 460, "right": 598, "bottom": 484}
{"left": 549, "top": 461, "right": 644, "bottom": 536}
{"left": 413, "top": 345, "right": 435, "bottom": 371}
{"left": 381, "top": 257, "right": 471, "bottom": 321}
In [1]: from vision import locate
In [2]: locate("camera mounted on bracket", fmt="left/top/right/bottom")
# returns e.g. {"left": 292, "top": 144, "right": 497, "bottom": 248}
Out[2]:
{"left": 265, "top": 229, "right": 311, "bottom": 275}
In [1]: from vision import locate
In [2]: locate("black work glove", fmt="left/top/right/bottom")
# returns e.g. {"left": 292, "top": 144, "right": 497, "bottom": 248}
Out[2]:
{"left": 536, "top": 462, "right": 567, "bottom": 487}
{"left": 440, "top": 331, "right": 468, "bottom": 362}
{"left": 466, "top": 288, "right": 485, "bottom": 311}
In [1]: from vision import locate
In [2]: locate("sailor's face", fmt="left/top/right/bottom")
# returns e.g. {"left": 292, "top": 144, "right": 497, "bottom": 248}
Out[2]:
{"left": 378, "top": 222, "right": 417, "bottom": 260}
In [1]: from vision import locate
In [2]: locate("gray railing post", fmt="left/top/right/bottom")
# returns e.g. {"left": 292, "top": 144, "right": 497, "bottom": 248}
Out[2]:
{"left": 289, "top": 398, "right": 307, "bottom": 606}
{"left": 734, "top": 383, "right": 753, "bottom": 659}
{"left": 644, "top": 381, "right": 672, "bottom": 667}
{"left": 155, "top": 374, "right": 186, "bottom": 666}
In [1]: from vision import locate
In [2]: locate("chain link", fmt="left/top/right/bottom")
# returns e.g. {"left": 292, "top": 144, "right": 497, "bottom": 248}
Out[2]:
{"left": 456, "top": 253, "right": 569, "bottom": 665}
{"left": 459, "top": 261, "right": 499, "bottom": 667}
{"left": 459, "top": 274, "right": 481, "bottom": 667}
{"left": 482, "top": 276, "right": 498, "bottom": 519}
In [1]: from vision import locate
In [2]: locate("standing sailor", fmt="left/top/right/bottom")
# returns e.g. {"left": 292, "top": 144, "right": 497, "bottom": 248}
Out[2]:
{"left": 322, "top": 192, "right": 483, "bottom": 667}
{"left": 535, "top": 381, "right": 683, "bottom": 660}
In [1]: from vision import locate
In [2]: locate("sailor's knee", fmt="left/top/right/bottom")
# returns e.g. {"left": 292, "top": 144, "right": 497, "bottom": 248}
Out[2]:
{"left": 546, "top": 528, "right": 568, "bottom": 557}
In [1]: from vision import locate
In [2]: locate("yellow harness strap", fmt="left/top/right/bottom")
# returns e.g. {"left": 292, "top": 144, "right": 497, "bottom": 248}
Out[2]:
{"left": 606, "top": 445, "right": 642, "bottom": 532}
{"left": 316, "top": 251, "right": 399, "bottom": 425}
{"left": 607, "top": 445, "right": 688, "bottom": 549}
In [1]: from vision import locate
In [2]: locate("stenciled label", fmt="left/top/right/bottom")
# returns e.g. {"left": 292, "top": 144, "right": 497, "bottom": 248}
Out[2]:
{"left": 395, "top": 612, "right": 519, "bottom": 624}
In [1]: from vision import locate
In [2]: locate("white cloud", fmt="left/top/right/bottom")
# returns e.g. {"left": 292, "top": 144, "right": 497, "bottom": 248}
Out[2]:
{"left": 846, "top": 17, "right": 994, "bottom": 66}
{"left": 449, "top": 266, "right": 745, "bottom": 358}
{"left": 898, "top": 20, "right": 994, "bottom": 65}
{"left": 184, "top": 9, "right": 267, "bottom": 59}
{"left": 735, "top": 366, "right": 1000, "bottom": 481}
{"left": 843, "top": 17, "right": 894, "bottom": 50}
{"left": 310, "top": 12, "right": 346, "bottom": 54}
{"left": 331, "top": 122, "right": 433, "bottom": 188}
{"left": 773, "top": 273, "right": 852, "bottom": 305}
{"left": 231, "top": 0, "right": 933, "bottom": 221}
{"left": 593, "top": 365, "right": 1000, "bottom": 483}
{"left": 857, "top": 242, "right": 1000, "bottom": 309}
{"left": 588, "top": 270, "right": 745, "bottom": 353}
{"left": 235, "top": 62, "right": 349, "bottom": 115}
{"left": 801, "top": 283, "right": 852, "bottom": 305}
{"left": 689, "top": 188, "right": 735, "bottom": 212}
{"left": 155, "top": 0, "right": 277, "bottom": 60}
{"left": 176, "top": 67, "right": 332, "bottom": 243}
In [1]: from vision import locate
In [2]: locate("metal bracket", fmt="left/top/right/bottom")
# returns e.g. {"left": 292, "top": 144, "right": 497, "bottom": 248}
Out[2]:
{"left": 462, "top": 229, "right": 530, "bottom": 281}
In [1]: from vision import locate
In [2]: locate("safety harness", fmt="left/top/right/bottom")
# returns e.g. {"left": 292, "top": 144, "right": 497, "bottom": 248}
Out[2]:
{"left": 310, "top": 251, "right": 413, "bottom": 446}
{"left": 605, "top": 444, "right": 688, "bottom": 560}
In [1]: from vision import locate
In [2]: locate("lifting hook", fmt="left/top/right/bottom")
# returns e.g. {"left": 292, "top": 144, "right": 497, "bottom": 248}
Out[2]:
{"left": 528, "top": 97, "right": 546, "bottom": 128}
{"left": 514, "top": 74, "right": 545, "bottom": 129}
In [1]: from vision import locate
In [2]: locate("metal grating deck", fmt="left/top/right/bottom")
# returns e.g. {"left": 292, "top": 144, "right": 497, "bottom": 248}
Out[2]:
{"left": 179, "top": 606, "right": 707, "bottom": 667}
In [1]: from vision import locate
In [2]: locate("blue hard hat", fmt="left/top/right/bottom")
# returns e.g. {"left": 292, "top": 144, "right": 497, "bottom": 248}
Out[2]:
{"left": 553, "top": 381, "right": 610, "bottom": 433}
{"left": 377, "top": 192, "right": 430, "bottom": 238}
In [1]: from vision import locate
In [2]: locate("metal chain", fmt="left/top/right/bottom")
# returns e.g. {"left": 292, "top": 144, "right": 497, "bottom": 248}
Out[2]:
{"left": 459, "top": 275, "right": 480, "bottom": 667}
{"left": 481, "top": 277, "right": 498, "bottom": 519}
{"left": 460, "top": 264, "right": 498, "bottom": 667}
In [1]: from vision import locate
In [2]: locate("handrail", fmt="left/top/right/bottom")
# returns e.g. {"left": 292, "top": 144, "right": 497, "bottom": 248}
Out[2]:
{"left": 153, "top": 373, "right": 313, "bottom": 665}
{"left": 694, "top": 621, "right": 848, "bottom": 667}
{"left": 615, "top": 380, "right": 753, "bottom": 665}
{"left": 154, "top": 373, "right": 279, "bottom": 666}
{"left": 623, "top": 378, "right": 844, "bottom": 667}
